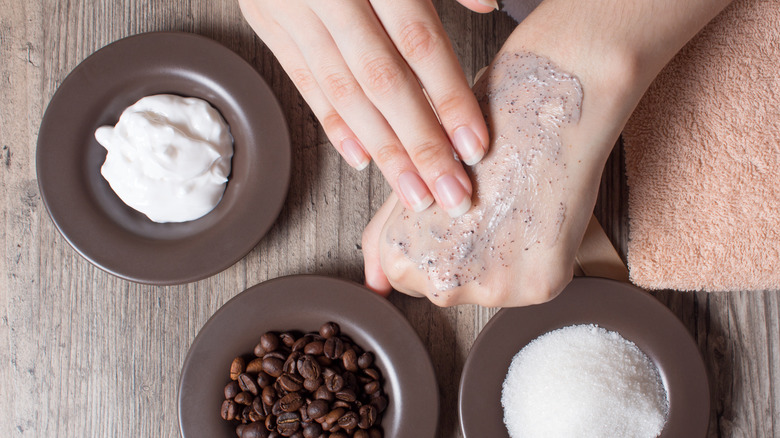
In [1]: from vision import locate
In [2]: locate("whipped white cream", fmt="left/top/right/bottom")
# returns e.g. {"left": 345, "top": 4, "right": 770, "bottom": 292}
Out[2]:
{"left": 95, "top": 94, "right": 233, "bottom": 223}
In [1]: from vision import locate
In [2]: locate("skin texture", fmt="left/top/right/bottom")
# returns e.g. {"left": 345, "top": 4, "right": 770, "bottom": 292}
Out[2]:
{"left": 238, "top": 0, "right": 494, "bottom": 217}
{"left": 363, "top": 0, "right": 735, "bottom": 307}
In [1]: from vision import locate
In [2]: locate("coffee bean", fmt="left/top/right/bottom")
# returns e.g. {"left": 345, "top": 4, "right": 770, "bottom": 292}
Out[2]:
{"left": 239, "top": 373, "right": 260, "bottom": 396}
{"left": 303, "top": 341, "right": 324, "bottom": 356}
{"left": 278, "top": 373, "right": 304, "bottom": 392}
{"left": 363, "top": 368, "right": 380, "bottom": 381}
{"left": 292, "top": 336, "right": 309, "bottom": 352}
{"left": 368, "top": 428, "right": 382, "bottom": 438}
{"left": 252, "top": 397, "right": 266, "bottom": 417}
{"left": 314, "top": 385, "right": 334, "bottom": 402}
{"left": 235, "top": 391, "right": 253, "bottom": 405}
{"left": 370, "top": 395, "right": 387, "bottom": 414}
{"left": 276, "top": 412, "right": 301, "bottom": 436}
{"left": 337, "top": 411, "right": 359, "bottom": 430}
{"left": 357, "top": 405, "right": 376, "bottom": 429}
{"left": 268, "top": 431, "right": 281, "bottom": 438}
{"left": 353, "top": 430, "right": 369, "bottom": 438}
{"left": 341, "top": 349, "right": 358, "bottom": 372}
{"left": 323, "top": 337, "right": 344, "bottom": 360}
{"left": 298, "top": 355, "right": 321, "bottom": 380}
{"left": 357, "top": 353, "right": 373, "bottom": 370}
{"left": 279, "top": 392, "right": 305, "bottom": 412}
{"left": 262, "top": 386, "right": 277, "bottom": 406}
{"left": 242, "top": 422, "right": 270, "bottom": 438}
{"left": 303, "top": 377, "right": 322, "bottom": 392}
{"left": 231, "top": 357, "right": 246, "bottom": 380}
{"left": 302, "top": 422, "right": 323, "bottom": 438}
{"left": 244, "top": 357, "right": 263, "bottom": 374}
{"left": 263, "top": 357, "right": 285, "bottom": 378}
{"left": 332, "top": 400, "right": 351, "bottom": 410}
{"left": 335, "top": 389, "right": 357, "bottom": 403}
{"left": 329, "top": 432, "right": 349, "bottom": 438}
{"left": 222, "top": 399, "right": 239, "bottom": 421}
{"left": 307, "top": 399, "right": 329, "bottom": 419}
{"left": 260, "top": 333, "right": 280, "bottom": 353}
{"left": 279, "top": 332, "right": 297, "bottom": 348}
{"left": 319, "top": 322, "right": 340, "bottom": 339}
{"left": 225, "top": 380, "right": 241, "bottom": 399}
{"left": 284, "top": 352, "right": 301, "bottom": 375}
{"left": 363, "top": 381, "right": 380, "bottom": 395}
{"left": 257, "top": 371, "right": 274, "bottom": 389}
{"left": 321, "top": 408, "right": 345, "bottom": 429}
{"left": 324, "top": 374, "right": 344, "bottom": 392}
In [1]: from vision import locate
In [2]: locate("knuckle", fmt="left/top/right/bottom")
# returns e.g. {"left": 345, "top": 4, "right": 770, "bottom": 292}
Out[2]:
{"left": 397, "top": 21, "right": 441, "bottom": 63}
{"left": 320, "top": 110, "right": 343, "bottom": 134}
{"left": 433, "top": 92, "right": 470, "bottom": 123}
{"left": 322, "top": 71, "right": 360, "bottom": 104}
{"left": 360, "top": 54, "right": 407, "bottom": 97}
{"left": 409, "top": 140, "right": 449, "bottom": 171}
{"left": 373, "top": 142, "right": 404, "bottom": 167}
{"left": 289, "top": 68, "right": 318, "bottom": 95}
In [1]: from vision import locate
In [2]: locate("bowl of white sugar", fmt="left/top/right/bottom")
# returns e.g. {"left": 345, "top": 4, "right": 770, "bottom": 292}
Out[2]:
{"left": 458, "top": 277, "right": 709, "bottom": 438}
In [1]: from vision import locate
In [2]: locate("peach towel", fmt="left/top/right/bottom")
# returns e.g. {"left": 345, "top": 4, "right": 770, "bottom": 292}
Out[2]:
{"left": 623, "top": 0, "right": 780, "bottom": 291}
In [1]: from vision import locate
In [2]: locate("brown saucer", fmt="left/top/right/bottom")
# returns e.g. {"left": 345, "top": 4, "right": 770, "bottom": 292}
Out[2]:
{"left": 178, "top": 275, "right": 439, "bottom": 437}
{"left": 459, "top": 277, "right": 709, "bottom": 437}
{"left": 36, "top": 32, "right": 291, "bottom": 285}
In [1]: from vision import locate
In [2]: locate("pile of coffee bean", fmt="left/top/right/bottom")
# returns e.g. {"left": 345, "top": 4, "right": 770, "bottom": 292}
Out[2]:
{"left": 221, "top": 322, "right": 387, "bottom": 438}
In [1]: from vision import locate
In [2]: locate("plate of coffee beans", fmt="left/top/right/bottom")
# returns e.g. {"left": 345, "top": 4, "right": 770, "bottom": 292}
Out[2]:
{"left": 178, "top": 275, "right": 438, "bottom": 438}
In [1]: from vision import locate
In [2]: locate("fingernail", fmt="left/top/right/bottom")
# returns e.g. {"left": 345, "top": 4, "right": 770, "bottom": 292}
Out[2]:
{"left": 398, "top": 172, "right": 434, "bottom": 212}
{"left": 453, "top": 126, "right": 486, "bottom": 166}
{"left": 479, "top": 0, "right": 499, "bottom": 10}
{"left": 341, "top": 138, "right": 370, "bottom": 171}
{"left": 435, "top": 174, "right": 472, "bottom": 218}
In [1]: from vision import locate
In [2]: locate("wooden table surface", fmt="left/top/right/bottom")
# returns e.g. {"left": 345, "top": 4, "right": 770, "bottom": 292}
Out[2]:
{"left": 1, "top": 1, "right": 778, "bottom": 437}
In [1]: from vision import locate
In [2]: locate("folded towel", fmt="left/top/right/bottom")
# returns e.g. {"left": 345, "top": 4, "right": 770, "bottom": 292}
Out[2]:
{"left": 622, "top": 0, "right": 780, "bottom": 291}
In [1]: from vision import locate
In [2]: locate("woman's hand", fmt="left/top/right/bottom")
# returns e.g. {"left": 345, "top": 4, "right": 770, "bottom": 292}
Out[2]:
{"left": 239, "top": 0, "right": 495, "bottom": 217}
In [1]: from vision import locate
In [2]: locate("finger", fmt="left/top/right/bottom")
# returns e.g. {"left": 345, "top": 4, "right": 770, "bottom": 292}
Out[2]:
{"left": 273, "top": 8, "right": 437, "bottom": 213}
{"left": 372, "top": 0, "right": 490, "bottom": 166}
{"left": 311, "top": 1, "right": 475, "bottom": 218}
{"left": 454, "top": 0, "right": 499, "bottom": 13}
{"left": 361, "top": 193, "right": 401, "bottom": 296}
{"left": 241, "top": 11, "right": 372, "bottom": 171}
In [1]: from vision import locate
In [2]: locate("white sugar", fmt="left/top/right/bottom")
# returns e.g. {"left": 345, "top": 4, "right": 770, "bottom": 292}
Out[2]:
{"left": 501, "top": 324, "right": 668, "bottom": 438}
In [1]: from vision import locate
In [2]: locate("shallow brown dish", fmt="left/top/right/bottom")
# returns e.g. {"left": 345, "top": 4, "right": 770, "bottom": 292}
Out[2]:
{"left": 178, "top": 275, "right": 439, "bottom": 438}
{"left": 36, "top": 32, "right": 291, "bottom": 285}
{"left": 459, "top": 277, "right": 709, "bottom": 437}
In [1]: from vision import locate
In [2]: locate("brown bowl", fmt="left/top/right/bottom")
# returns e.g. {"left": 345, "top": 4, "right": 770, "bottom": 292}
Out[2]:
{"left": 36, "top": 32, "right": 290, "bottom": 285}
{"left": 178, "top": 275, "right": 439, "bottom": 437}
{"left": 459, "top": 277, "right": 709, "bottom": 437}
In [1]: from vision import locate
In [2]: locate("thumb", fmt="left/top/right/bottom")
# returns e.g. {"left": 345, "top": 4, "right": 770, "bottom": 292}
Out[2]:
{"left": 455, "top": 0, "right": 499, "bottom": 13}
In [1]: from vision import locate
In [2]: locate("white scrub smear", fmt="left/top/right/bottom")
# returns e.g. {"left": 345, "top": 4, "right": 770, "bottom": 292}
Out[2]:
{"left": 501, "top": 324, "right": 668, "bottom": 438}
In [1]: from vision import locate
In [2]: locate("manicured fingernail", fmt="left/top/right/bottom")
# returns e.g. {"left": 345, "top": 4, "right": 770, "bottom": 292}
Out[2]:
{"left": 479, "top": 0, "right": 499, "bottom": 10}
{"left": 453, "top": 126, "right": 485, "bottom": 166}
{"left": 398, "top": 172, "right": 434, "bottom": 212}
{"left": 341, "top": 138, "right": 370, "bottom": 170}
{"left": 435, "top": 174, "right": 471, "bottom": 217}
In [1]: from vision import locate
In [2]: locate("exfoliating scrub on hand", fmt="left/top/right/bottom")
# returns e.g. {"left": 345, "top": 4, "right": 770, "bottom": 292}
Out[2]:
{"left": 501, "top": 324, "right": 669, "bottom": 438}
{"left": 95, "top": 94, "right": 233, "bottom": 223}
{"left": 387, "top": 52, "right": 582, "bottom": 291}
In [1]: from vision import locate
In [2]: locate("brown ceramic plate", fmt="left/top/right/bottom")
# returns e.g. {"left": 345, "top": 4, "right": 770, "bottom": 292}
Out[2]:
{"left": 178, "top": 275, "right": 439, "bottom": 438}
{"left": 36, "top": 32, "right": 290, "bottom": 285}
{"left": 459, "top": 277, "right": 709, "bottom": 437}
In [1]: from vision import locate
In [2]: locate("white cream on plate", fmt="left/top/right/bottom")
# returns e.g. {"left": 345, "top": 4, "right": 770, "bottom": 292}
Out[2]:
{"left": 95, "top": 94, "right": 233, "bottom": 223}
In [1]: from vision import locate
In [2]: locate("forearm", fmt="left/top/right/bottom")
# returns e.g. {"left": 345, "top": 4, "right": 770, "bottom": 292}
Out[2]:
{"left": 502, "top": 0, "right": 734, "bottom": 148}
